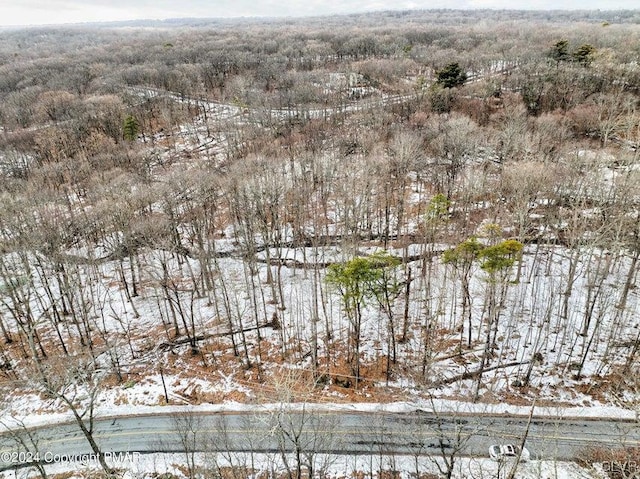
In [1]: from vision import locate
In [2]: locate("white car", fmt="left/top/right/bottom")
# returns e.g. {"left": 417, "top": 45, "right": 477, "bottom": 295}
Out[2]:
{"left": 489, "top": 444, "right": 530, "bottom": 462}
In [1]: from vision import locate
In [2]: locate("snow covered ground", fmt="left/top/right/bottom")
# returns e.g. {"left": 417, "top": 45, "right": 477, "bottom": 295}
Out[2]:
{"left": 2, "top": 84, "right": 640, "bottom": 447}
{"left": 0, "top": 451, "right": 602, "bottom": 479}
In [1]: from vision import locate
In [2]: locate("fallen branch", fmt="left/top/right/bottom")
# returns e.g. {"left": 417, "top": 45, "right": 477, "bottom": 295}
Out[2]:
{"left": 433, "top": 360, "right": 531, "bottom": 387}
{"left": 156, "top": 320, "right": 276, "bottom": 352}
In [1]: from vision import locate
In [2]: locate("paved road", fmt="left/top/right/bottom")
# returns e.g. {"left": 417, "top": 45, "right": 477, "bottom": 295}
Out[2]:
{"left": 1, "top": 410, "right": 639, "bottom": 470}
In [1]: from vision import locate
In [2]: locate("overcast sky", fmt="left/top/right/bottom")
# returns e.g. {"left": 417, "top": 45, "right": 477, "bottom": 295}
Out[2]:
{"left": 0, "top": 0, "right": 638, "bottom": 27}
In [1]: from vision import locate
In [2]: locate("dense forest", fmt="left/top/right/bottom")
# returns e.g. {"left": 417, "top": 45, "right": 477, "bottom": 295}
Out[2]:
{"left": 1, "top": 9, "right": 640, "bottom": 415}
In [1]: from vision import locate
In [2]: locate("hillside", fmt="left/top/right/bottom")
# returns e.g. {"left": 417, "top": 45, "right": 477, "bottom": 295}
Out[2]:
{"left": 0, "top": 9, "right": 639, "bottom": 427}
